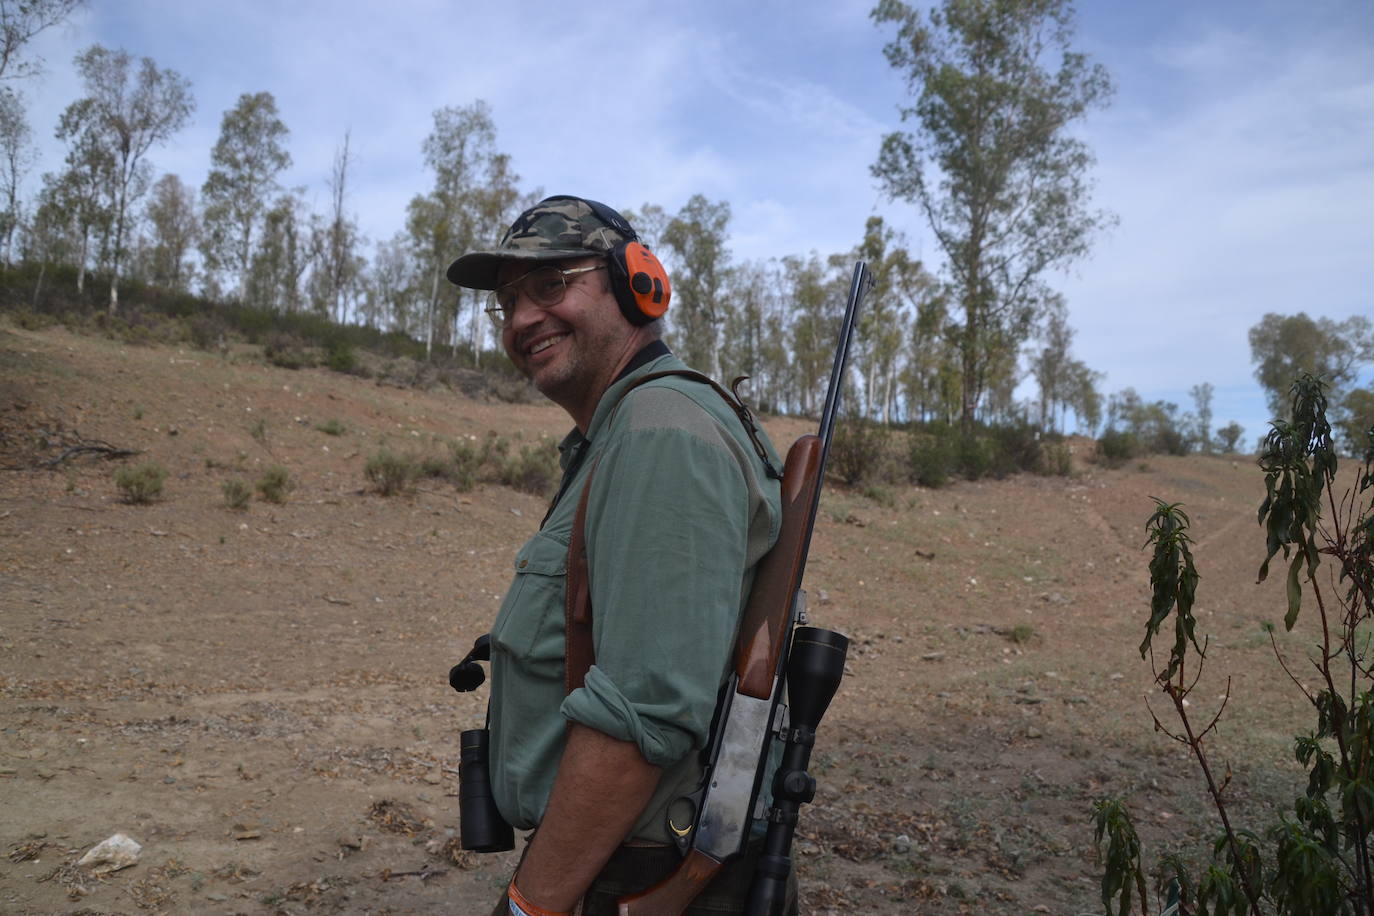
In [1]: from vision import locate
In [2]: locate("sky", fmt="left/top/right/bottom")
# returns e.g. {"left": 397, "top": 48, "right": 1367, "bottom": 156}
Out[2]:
{"left": 15, "top": 0, "right": 1374, "bottom": 449}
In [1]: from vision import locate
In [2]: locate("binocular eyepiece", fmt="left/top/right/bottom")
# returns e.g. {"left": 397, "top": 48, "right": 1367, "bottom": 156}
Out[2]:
{"left": 449, "top": 633, "right": 491, "bottom": 693}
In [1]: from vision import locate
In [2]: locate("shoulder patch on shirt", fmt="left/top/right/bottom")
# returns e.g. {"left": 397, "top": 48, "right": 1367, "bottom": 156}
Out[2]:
{"left": 618, "top": 384, "right": 731, "bottom": 447}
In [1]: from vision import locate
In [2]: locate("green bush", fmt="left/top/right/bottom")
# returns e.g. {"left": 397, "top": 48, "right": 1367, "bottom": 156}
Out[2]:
{"left": 956, "top": 434, "right": 994, "bottom": 481}
{"left": 499, "top": 441, "right": 560, "bottom": 497}
{"left": 908, "top": 427, "right": 956, "bottom": 488}
{"left": 263, "top": 332, "right": 311, "bottom": 369}
{"left": 1042, "top": 441, "right": 1073, "bottom": 477}
{"left": 255, "top": 465, "right": 292, "bottom": 503}
{"left": 114, "top": 461, "right": 168, "bottom": 504}
{"left": 222, "top": 478, "right": 252, "bottom": 510}
{"left": 315, "top": 418, "right": 346, "bottom": 437}
{"left": 444, "top": 439, "right": 484, "bottom": 491}
{"left": 10, "top": 310, "right": 55, "bottom": 331}
{"left": 365, "top": 448, "right": 417, "bottom": 496}
{"left": 326, "top": 340, "right": 357, "bottom": 373}
{"left": 988, "top": 423, "right": 1044, "bottom": 477}
{"left": 1098, "top": 428, "right": 1136, "bottom": 468}
{"left": 188, "top": 314, "right": 227, "bottom": 351}
{"left": 829, "top": 418, "right": 896, "bottom": 485}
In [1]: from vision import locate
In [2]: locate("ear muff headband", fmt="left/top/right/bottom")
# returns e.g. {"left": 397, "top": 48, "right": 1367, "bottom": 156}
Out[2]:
{"left": 575, "top": 197, "right": 673, "bottom": 327}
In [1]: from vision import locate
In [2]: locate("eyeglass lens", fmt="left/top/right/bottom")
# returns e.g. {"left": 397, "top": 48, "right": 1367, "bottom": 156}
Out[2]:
{"left": 487, "top": 267, "right": 568, "bottom": 327}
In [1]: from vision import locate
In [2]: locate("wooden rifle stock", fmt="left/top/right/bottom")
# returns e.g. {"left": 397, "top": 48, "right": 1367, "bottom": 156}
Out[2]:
{"left": 616, "top": 848, "right": 724, "bottom": 916}
{"left": 735, "top": 434, "right": 823, "bottom": 699}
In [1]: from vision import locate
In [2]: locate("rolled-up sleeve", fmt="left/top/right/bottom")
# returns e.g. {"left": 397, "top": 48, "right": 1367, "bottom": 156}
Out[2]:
{"left": 560, "top": 409, "right": 750, "bottom": 767}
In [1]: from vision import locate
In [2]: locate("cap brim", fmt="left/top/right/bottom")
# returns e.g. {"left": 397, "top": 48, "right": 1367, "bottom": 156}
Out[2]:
{"left": 446, "top": 248, "right": 598, "bottom": 290}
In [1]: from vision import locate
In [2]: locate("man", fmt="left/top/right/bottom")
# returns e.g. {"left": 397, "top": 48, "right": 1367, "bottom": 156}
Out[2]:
{"left": 446, "top": 196, "right": 792, "bottom": 915}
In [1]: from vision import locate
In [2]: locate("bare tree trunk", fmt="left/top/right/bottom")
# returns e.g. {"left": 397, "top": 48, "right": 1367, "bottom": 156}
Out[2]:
{"left": 76, "top": 229, "right": 88, "bottom": 294}
{"left": 425, "top": 265, "right": 439, "bottom": 362}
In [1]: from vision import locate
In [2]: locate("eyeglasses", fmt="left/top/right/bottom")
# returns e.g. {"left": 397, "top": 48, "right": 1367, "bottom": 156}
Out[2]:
{"left": 485, "top": 263, "right": 607, "bottom": 329}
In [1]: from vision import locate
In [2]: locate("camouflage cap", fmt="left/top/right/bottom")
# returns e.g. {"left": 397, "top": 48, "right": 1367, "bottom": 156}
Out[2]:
{"left": 445, "top": 195, "right": 637, "bottom": 290}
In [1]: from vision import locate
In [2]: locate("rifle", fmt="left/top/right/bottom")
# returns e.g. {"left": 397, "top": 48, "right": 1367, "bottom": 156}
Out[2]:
{"left": 618, "top": 260, "right": 874, "bottom": 916}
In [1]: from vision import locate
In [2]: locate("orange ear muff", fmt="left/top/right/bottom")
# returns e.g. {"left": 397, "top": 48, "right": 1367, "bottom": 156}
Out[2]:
{"left": 616, "top": 242, "right": 671, "bottom": 325}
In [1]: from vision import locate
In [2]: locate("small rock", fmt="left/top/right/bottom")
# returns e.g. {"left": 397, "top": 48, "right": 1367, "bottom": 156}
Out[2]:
{"left": 921, "top": 651, "right": 945, "bottom": 661}
{"left": 78, "top": 833, "right": 142, "bottom": 874}
{"left": 893, "top": 834, "right": 912, "bottom": 854}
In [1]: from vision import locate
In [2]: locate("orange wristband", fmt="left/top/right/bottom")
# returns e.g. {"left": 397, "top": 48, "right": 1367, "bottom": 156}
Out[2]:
{"left": 507, "top": 880, "right": 569, "bottom": 916}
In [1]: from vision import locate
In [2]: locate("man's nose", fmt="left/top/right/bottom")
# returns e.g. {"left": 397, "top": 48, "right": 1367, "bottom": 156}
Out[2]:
{"left": 507, "top": 290, "right": 545, "bottom": 331}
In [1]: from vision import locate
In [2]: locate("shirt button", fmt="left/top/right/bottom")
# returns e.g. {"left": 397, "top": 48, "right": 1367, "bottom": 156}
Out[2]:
{"left": 518, "top": 559, "right": 528, "bottom": 569}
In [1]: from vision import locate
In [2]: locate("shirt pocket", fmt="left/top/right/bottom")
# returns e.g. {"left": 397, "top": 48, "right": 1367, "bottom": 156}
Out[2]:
{"left": 491, "top": 531, "right": 569, "bottom": 679}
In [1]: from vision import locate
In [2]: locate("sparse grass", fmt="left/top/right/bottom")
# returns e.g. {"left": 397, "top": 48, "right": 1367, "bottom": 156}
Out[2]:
{"left": 1010, "top": 623, "right": 1035, "bottom": 644}
{"left": 114, "top": 461, "right": 167, "bottom": 504}
{"left": 132, "top": 404, "right": 145, "bottom": 420}
{"left": 316, "top": 418, "right": 346, "bottom": 437}
{"left": 255, "top": 465, "right": 292, "bottom": 503}
{"left": 249, "top": 417, "right": 268, "bottom": 444}
{"left": 860, "top": 484, "right": 896, "bottom": 508}
{"left": 222, "top": 479, "right": 252, "bottom": 510}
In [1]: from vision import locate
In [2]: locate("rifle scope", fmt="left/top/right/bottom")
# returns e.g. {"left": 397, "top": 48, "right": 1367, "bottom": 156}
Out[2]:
{"left": 745, "top": 626, "right": 848, "bottom": 914}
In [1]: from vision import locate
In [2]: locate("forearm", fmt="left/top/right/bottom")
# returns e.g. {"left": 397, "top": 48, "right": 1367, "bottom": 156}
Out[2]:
{"left": 514, "top": 722, "right": 662, "bottom": 910}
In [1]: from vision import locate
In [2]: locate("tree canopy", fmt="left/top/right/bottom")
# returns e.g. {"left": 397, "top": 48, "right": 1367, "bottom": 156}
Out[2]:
{"left": 871, "top": 0, "right": 1113, "bottom": 429}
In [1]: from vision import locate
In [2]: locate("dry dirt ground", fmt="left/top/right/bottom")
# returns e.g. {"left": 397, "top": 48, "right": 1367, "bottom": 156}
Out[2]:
{"left": 0, "top": 320, "right": 1327, "bottom": 914}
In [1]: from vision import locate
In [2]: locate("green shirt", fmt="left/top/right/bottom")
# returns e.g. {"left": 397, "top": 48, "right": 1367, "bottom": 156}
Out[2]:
{"left": 488, "top": 351, "right": 783, "bottom": 843}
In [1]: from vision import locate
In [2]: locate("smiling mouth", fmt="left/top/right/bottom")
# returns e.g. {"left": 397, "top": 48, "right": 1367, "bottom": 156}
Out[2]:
{"left": 528, "top": 334, "right": 568, "bottom": 356}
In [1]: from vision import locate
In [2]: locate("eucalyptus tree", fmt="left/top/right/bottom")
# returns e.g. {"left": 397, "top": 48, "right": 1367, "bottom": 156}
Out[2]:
{"left": 0, "top": 86, "right": 30, "bottom": 265}
{"left": 872, "top": 0, "right": 1113, "bottom": 429}
{"left": 1063, "top": 358, "right": 1102, "bottom": 434}
{"left": 462, "top": 149, "right": 521, "bottom": 362}
{"left": 246, "top": 189, "right": 316, "bottom": 314}
{"left": 900, "top": 284, "right": 956, "bottom": 423}
{"left": 783, "top": 252, "right": 848, "bottom": 417}
{"left": 201, "top": 92, "right": 291, "bottom": 302}
{"left": 366, "top": 231, "right": 421, "bottom": 333}
{"left": 0, "top": 0, "right": 84, "bottom": 81}
{"left": 1248, "top": 312, "right": 1374, "bottom": 416}
{"left": 407, "top": 101, "right": 515, "bottom": 361}
{"left": 1029, "top": 298, "right": 1071, "bottom": 431}
{"left": 50, "top": 96, "right": 112, "bottom": 292}
{"left": 661, "top": 194, "right": 733, "bottom": 380}
{"left": 71, "top": 44, "right": 193, "bottom": 312}
{"left": 1189, "top": 382, "right": 1214, "bottom": 454}
{"left": 142, "top": 173, "right": 197, "bottom": 292}
{"left": 719, "top": 258, "right": 775, "bottom": 399}
{"left": 1215, "top": 420, "right": 1244, "bottom": 455}
{"left": 856, "top": 216, "right": 937, "bottom": 423}
{"left": 311, "top": 130, "right": 363, "bottom": 323}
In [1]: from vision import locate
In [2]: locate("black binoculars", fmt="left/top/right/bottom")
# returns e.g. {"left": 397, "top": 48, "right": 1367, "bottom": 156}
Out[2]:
{"left": 449, "top": 635, "right": 514, "bottom": 853}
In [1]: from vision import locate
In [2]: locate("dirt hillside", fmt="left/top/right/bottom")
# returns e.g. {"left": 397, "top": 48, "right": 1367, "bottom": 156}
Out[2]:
{"left": 0, "top": 320, "right": 1319, "bottom": 914}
